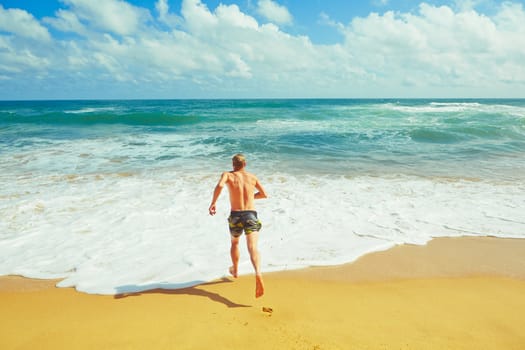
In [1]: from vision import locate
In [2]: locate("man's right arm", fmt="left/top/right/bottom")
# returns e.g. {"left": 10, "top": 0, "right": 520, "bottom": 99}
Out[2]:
{"left": 209, "top": 172, "right": 229, "bottom": 215}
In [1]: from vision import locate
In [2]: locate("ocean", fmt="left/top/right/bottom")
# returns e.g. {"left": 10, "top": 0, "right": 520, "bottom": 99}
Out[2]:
{"left": 1, "top": 99, "right": 524, "bottom": 294}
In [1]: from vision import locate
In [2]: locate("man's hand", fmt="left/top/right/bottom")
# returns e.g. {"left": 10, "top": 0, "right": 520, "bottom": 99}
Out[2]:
{"left": 209, "top": 204, "right": 217, "bottom": 216}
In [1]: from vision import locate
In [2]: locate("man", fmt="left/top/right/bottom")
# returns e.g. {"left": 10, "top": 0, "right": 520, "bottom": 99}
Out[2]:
{"left": 209, "top": 154, "right": 268, "bottom": 298}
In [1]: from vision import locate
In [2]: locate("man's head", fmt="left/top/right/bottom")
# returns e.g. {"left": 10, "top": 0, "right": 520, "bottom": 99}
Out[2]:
{"left": 232, "top": 153, "right": 246, "bottom": 171}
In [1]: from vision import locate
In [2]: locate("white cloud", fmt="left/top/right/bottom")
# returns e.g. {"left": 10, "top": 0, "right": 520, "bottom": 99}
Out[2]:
{"left": 44, "top": 9, "right": 87, "bottom": 36}
{"left": 155, "top": 0, "right": 183, "bottom": 27}
{"left": 216, "top": 3, "right": 259, "bottom": 29}
{"left": 156, "top": 0, "right": 169, "bottom": 18}
{"left": 256, "top": 0, "right": 293, "bottom": 25}
{"left": 0, "top": 5, "right": 51, "bottom": 41}
{"left": 1, "top": 0, "right": 525, "bottom": 99}
{"left": 0, "top": 35, "right": 50, "bottom": 75}
{"left": 181, "top": 0, "right": 218, "bottom": 32}
{"left": 0, "top": 6, "right": 53, "bottom": 80}
{"left": 60, "top": 0, "right": 151, "bottom": 36}
{"left": 339, "top": 2, "right": 525, "bottom": 93}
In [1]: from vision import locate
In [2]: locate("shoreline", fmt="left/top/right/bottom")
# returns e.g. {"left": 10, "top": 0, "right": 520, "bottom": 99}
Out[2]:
{"left": 270, "top": 235, "right": 525, "bottom": 283}
{"left": 3, "top": 236, "right": 523, "bottom": 293}
{"left": 1, "top": 236, "right": 525, "bottom": 349}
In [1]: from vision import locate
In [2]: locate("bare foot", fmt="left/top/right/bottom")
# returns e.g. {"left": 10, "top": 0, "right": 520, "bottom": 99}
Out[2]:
{"left": 229, "top": 266, "right": 238, "bottom": 278}
{"left": 255, "top": 275, "right": 265, "bottom": 298}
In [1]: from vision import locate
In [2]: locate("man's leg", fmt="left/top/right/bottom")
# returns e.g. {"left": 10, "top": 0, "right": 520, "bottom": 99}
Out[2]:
{"left": 246, "top": 231, "right": 264, "bottom": 298}
{"left": 229, "top": 235, "right": 240, "bottom": 278}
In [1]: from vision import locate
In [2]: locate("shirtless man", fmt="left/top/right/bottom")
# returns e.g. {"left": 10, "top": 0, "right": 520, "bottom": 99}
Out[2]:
{"left": 209, "top": 154, "right": 268, "bottom": 298}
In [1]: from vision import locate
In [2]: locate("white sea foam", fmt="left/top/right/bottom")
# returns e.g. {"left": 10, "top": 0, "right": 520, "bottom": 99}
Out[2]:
{"left": 0, "top": 132, "right": 225, "bottom": 176}
{"left": 65, "top": 107, "right": 120, "bottom": 114}
{"left": 1, "top": 169, "right": 523, "bottom": 295}
{"left": 381, "top": 101, "right": 525, "bottom": 117}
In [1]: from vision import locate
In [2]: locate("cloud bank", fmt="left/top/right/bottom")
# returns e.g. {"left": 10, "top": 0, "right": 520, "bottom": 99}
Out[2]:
{"left": 0, "top": 0, "right": 524, "bottom": 99}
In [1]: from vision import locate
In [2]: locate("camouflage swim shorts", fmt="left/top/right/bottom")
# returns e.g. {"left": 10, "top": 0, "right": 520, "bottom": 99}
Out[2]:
{"left": 228, "top": 211, "right": 262, "bottom": 237}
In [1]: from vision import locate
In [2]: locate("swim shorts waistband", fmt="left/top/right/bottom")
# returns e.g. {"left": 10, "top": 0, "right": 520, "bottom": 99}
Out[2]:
{"left": 230, "top": 210, "right": 257, "bottom": 215}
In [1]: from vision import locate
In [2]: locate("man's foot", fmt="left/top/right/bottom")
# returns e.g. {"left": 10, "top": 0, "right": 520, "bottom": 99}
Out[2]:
{"left": 229, "top": 266, "right": 238, "bottom": 278}
{"left": 255, "top": 275, "right": 265, "bottom": 298}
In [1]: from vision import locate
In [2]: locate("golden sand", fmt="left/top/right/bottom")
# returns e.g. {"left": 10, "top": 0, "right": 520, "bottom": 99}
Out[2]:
{"left": 1, "top": 236, "right": 525, "bottom": 350}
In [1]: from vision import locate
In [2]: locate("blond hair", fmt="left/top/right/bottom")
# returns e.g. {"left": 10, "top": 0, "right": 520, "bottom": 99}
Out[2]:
{"left": 232, "top": 153, "right": 246, "bottom": 170}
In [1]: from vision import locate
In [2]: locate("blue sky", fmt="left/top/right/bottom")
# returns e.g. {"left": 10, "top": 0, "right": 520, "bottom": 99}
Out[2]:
{"left": 0, "top": 0, "right": 524, "bottom": 99}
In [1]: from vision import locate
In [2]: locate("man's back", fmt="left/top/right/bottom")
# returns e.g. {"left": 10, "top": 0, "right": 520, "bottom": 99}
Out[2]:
{"left": 225, "top": 170, "right": 257, "bottom": 211}
{"left": 208, "top": 155, "right": 267, "bottom": 216}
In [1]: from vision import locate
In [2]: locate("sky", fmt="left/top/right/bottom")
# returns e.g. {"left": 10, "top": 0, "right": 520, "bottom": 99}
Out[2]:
{"left": 0, "top": 0, "right": 524, "bottom": 99}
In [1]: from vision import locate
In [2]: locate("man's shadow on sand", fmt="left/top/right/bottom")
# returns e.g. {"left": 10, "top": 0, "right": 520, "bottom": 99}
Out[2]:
{"left": 113, "top": 277, "right": 251, "bottom": 308}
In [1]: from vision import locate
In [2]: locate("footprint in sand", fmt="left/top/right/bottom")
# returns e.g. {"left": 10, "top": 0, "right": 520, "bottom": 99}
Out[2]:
{"left": 262, "top": 306, "right": 273, "bottom": 314}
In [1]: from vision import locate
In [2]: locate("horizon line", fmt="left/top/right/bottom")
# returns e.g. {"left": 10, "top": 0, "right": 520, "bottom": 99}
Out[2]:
{"left": 2, "top": 97, "right": 525, "bottom": 102}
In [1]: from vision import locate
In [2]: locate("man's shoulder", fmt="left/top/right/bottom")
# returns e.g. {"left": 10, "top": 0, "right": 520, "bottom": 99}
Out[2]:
{"left": 246, "top": 172, "right": 259, "bottom": 183}
{"left": 218, "top": 171, "right": 233, "bottom": 184}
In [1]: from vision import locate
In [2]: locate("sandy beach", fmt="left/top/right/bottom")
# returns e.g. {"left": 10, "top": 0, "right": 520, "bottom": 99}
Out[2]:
{"left": 1, "top": 236, "right": 525, "bottom": 350}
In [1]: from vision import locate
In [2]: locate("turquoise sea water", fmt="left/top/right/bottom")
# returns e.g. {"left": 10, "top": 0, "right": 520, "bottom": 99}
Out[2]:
{"left": 1, "top": 99, "right": 524, "bottom": 294}
{"left": 2, "top": 99, "right": 524, "bottom": 178}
